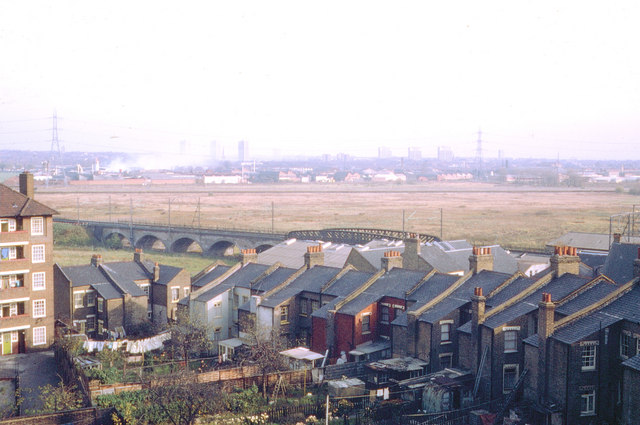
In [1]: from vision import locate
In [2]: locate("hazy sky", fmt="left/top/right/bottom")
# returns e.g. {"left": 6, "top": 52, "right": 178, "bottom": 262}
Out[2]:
{"left": 1, "top": 1, "right": 638, "bottom": 161}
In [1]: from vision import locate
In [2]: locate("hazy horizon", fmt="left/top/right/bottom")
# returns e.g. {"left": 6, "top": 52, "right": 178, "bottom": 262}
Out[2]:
{"left": 1, "top": 1, "right": 638, "bottom": 161}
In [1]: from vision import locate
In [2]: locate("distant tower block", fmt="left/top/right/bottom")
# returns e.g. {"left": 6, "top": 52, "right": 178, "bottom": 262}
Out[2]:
{"left": 378, "top": 146, "right": 392, "bottom": 159}
{"left": 210, "top": 141, "right": 218, "bottom": 161}
{"left": 438, "top": 146, "right": 453, "bottom": 162}
{"left": 238, "top": 140, "right": 249, "bottom": 162}
{"left": 408, "top": 147, "right": 422, "bottom": 161}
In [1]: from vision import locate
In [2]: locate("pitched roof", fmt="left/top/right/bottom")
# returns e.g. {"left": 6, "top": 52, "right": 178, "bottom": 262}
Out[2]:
{"left": 257, "top": 240, "right": 353, "bottom": 269}
{"left": 258, "top": 266, "right": 341, "bottom": 308}
{"left": 601, "top": 242, "right": 640, "bottom": 284}
{"left": 0, "top": 184, "right": 58, "bottom": 217}
{"left": 192, "top": 265, "right": 232, "bottom": 288}
{"left": 622, "top": 354, "right": 640, "bottom": 372}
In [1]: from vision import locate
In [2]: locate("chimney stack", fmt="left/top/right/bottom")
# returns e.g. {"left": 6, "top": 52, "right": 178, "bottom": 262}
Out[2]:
{"left": 634, "top": 248, "right": 640, "bottom": 278}
{"left": 469, "top": 246, "right": 494, "bottom": 274}
{"left": 537, "top": 292, "right": 556, "bottom": 402}
{"left": 471, "top": 287, "right": 486, "bottom": 372}
{"left": 91, "top": 254, "right": 103, "bottom": 267}
{"left": 19, "top": 172, "right": 34, "bottom": 198}
{"left": 381, "top": 250, "right": 403, "bottom": 272}
{"left": 613, "top": 233, "right": 622, "bottom": 243}
{"left": 304, "top": 244, "right": 324, "bottom": 269}
{"left": 153, "top": 262, "right": 160, "bottom": 282}
{"left": 550, "top": 246, "right": 580, "bottom": 277}
{"left": 241, "top": 248, "right": 258, "bottom": 265}
{"left": 134, "top": 248, "right": 144, "bottom": 263}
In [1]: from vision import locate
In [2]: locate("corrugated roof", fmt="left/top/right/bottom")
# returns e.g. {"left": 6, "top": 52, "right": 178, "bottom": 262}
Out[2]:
{"left": 0, "top": 184, "right": 58, "bottom": 217}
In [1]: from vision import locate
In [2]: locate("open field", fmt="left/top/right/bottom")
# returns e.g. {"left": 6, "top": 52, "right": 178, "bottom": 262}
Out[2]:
{"left": 37, "top": 182, "right": 640, "bottom": 250}
{"left": 53, "top": 246, "right": 228, "bottom": 274}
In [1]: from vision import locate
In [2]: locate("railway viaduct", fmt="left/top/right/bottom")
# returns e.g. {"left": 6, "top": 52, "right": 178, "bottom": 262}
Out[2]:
{"left": 55, "top": 218, "right": 286, "bottom": 255}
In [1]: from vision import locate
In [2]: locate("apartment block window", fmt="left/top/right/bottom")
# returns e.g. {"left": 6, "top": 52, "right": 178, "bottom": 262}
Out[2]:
{"left": 32, "top": 272, "right": 45, "bottom": 290}
{"left": 581, "top": 343, "right": 597, "bottom": 371}
{"left": 97, "top": 297, "right": 104, "bottom": 313}
{"left": 621, "top": 332, "right": 633, "bottom": 358}
{"left": 362, "top": 313, "right": 371, "bottom": 333}
{"left": 74, "top": 292, "right": 84, "bottom": 308}
{"left": 0, "top": 218, "right": 17, "bottom": 232}
{"left": 440, "top": 321, "right": 453, "bottom": 343}
{"left": 31, "top": 217, "right": 44, "bottom": 235}
{"left": 2, "top": 274, "right": 24, "bottom": 289}
{"left": 33, "top": 299, "right": 45, "bottom": 318}
{"left": 171, "top": 287, "right": 180, "bottom": 302}
{"left": 381, "top": 306, "right": 390, "bottom": 323}
{"left": 581, "top": 390, "right": 596, "bottom": 416}
{"left": 280, "top": 305, "right": 289, "bottom": 324}
{"left": 1, "top": 246, "right": 17, "bottom": 260}
{"left": 33, "top": 327, "right": 46, "bottom": 346}
{"left": 504, "top": 330, "right": 518, "bottom": 353}
{"left": 503, "top": 365, "right": 519, "bottom": 393}
{"left": 32, "top": 244, "right": 45, "bottom": 263}
{"left": 86, "top": 291, "right": 96, "bottom": 307}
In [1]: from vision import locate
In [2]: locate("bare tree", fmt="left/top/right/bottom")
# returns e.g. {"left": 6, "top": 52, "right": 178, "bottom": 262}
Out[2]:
{"left": 238, "top": 315, "right": 290, "bottom": 397}
{"left": 147, "top": 374, "right": 223, "bottom": 425}
{"left": 166, "top": 309, "right": 214, "bottom": 366}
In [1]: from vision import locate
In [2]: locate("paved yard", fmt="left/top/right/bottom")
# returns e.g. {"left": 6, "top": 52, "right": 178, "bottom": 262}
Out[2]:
{"left": 0, "top": 351, "right": 59, "bottom": 414}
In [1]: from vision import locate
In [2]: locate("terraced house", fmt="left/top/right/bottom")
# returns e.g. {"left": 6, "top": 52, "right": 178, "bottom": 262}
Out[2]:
{"left": 0, "top": 173, "right": 57, "bottom": 354}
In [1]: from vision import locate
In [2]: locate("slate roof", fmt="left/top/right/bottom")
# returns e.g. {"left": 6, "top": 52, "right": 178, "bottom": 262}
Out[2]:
{"left": 251, "top": 266, "right": 298, "bottom": 294}
{"left": 579, "top": 252, "right": 608, "bottom": 271}
{"left": 0, "top": 184, "right": 58, "bottom": 217}
{"left": 483, "top": 274, "right": 590, "bottom": 329}
{"left": 486, "top": 275, "right": 537, "bottom": 307}
{"left": 192, "top": 265, "right": 232, "bottom": 288}
{"left": 421, "top": 244, "right": 518, "bottom": 275}
{"left": 546, "top": 232, "right": 618, "bottom": 252}
{"left": 338, "top": 268, "right": 428, "bottom": 316}
{"left": 60, "top": 262, "right": 148, "bottom": 297}
{"left": 622, "top": 354, "right": 640, "bottom": 371}
{"left": 220, "top": 263, "right": 271, "bottom": 288}
{"left": 258, "top": 266, "right": 340, "bottom": 308}
{"left": 98, "top": 263, "right": 148, "bottom": 297}
{"left": 552, "top": 285, "right": 640, "bottom": 344}
{"left": 601, "top": 242, "right": 640, "bottom": 284}
{"left": 258, "top": 240, "right": 353, "bottom": 269}
{"left": 523, "top": 334, "right": 539, "bottom": 348}
{"left": 91, "top": 281, "right": 122, "bottom": 300}
{"left": 324, "top": 270, "right": 374, "bottom": 298}
{"left": 555, "top": 279, "right": 619, "bottom": 316}
{"left": 417, "top": 271, "right": 512, "bottom": 324}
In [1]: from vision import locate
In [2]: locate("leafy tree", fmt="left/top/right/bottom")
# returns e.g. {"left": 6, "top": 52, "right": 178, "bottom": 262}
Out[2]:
{"left": 166, "top": 309, "right": 214, "bottom": 365}
{"left": 38, "top": 381, "right": 84, "bottom": 413}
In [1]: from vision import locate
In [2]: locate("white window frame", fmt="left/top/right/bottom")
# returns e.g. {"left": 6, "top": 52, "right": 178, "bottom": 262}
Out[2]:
{"left": 439, "top": 353, "right": 453, "bottom": 369}
{"left": 621, "top": 331, "right": 633, "bottom": 359}
{"left": 30, "top": 217, "right": 44, "bottom": 235}
{"left": 97, "top": 297, "right": 104, "bottom": 313}
{"left": 33, "top": 326, "right": 46, "bottom": 345}
{"left": 32, "top": 272, "right": 45, "bottom": 290}
{"left": 381, "top": 305, "right": 390, "bottom": 323}
{"left": 581, "top": 341, "right": 598, "bottom": 371}
{"left": 86, "top": 315, "right": 96, "bottom": 332}
{"left": 86, "top": 290, "right": 96, "bottom": 307}
{"left": 171, "top": 286, "right": 180, "bottom": 302}
{"left": 74, "top": 292, "right": 84, "bottom": 309}
{"left": 580, "top": 390, "right": 596, "bottom": 416}
{"left": 441, "top": 320, "right": 453, "bottom": 343}
{"left": 361, "top": 312, "right": 371, "bottom": 333}
{"left": 504, "top": 330, "right": 518, "bottom": 353}
{"left": 213, "top": 301, "right": 223, "bottom": 318}
{"left": 1, "top": 218, "right": 17, "bottom": 232}
{"left": 31, "top": 244, "right": 45, "bottom": 263}
{"left": 11, "top": 331, "right": 18, "bottom": 342}
{"left": 503, "top": 364, "right": 519, "bottom": 394}
{"left": 32, "top": 299, "right": 46, "bottom": 318}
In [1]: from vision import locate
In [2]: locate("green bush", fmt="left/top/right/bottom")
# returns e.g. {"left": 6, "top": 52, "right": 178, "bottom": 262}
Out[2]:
{"left": 54, "top": 223, "right": 94, "bottom": 246}
{"left": 86, "top": 367, "right": 122, "bottom": 384}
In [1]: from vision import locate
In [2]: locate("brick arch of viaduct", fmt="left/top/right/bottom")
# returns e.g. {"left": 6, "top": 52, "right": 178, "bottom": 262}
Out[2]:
{"left": 91, "top": 224, "right": 281, "bottom": 254}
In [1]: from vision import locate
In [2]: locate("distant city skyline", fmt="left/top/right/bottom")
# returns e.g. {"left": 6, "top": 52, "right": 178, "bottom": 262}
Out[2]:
{"left": 1, "top": 1, "right": 638, "bottom": 161}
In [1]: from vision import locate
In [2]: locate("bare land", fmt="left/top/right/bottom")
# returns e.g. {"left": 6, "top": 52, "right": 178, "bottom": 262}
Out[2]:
{"left": 37, "top": 182, "right": 639, "bottom": 250}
